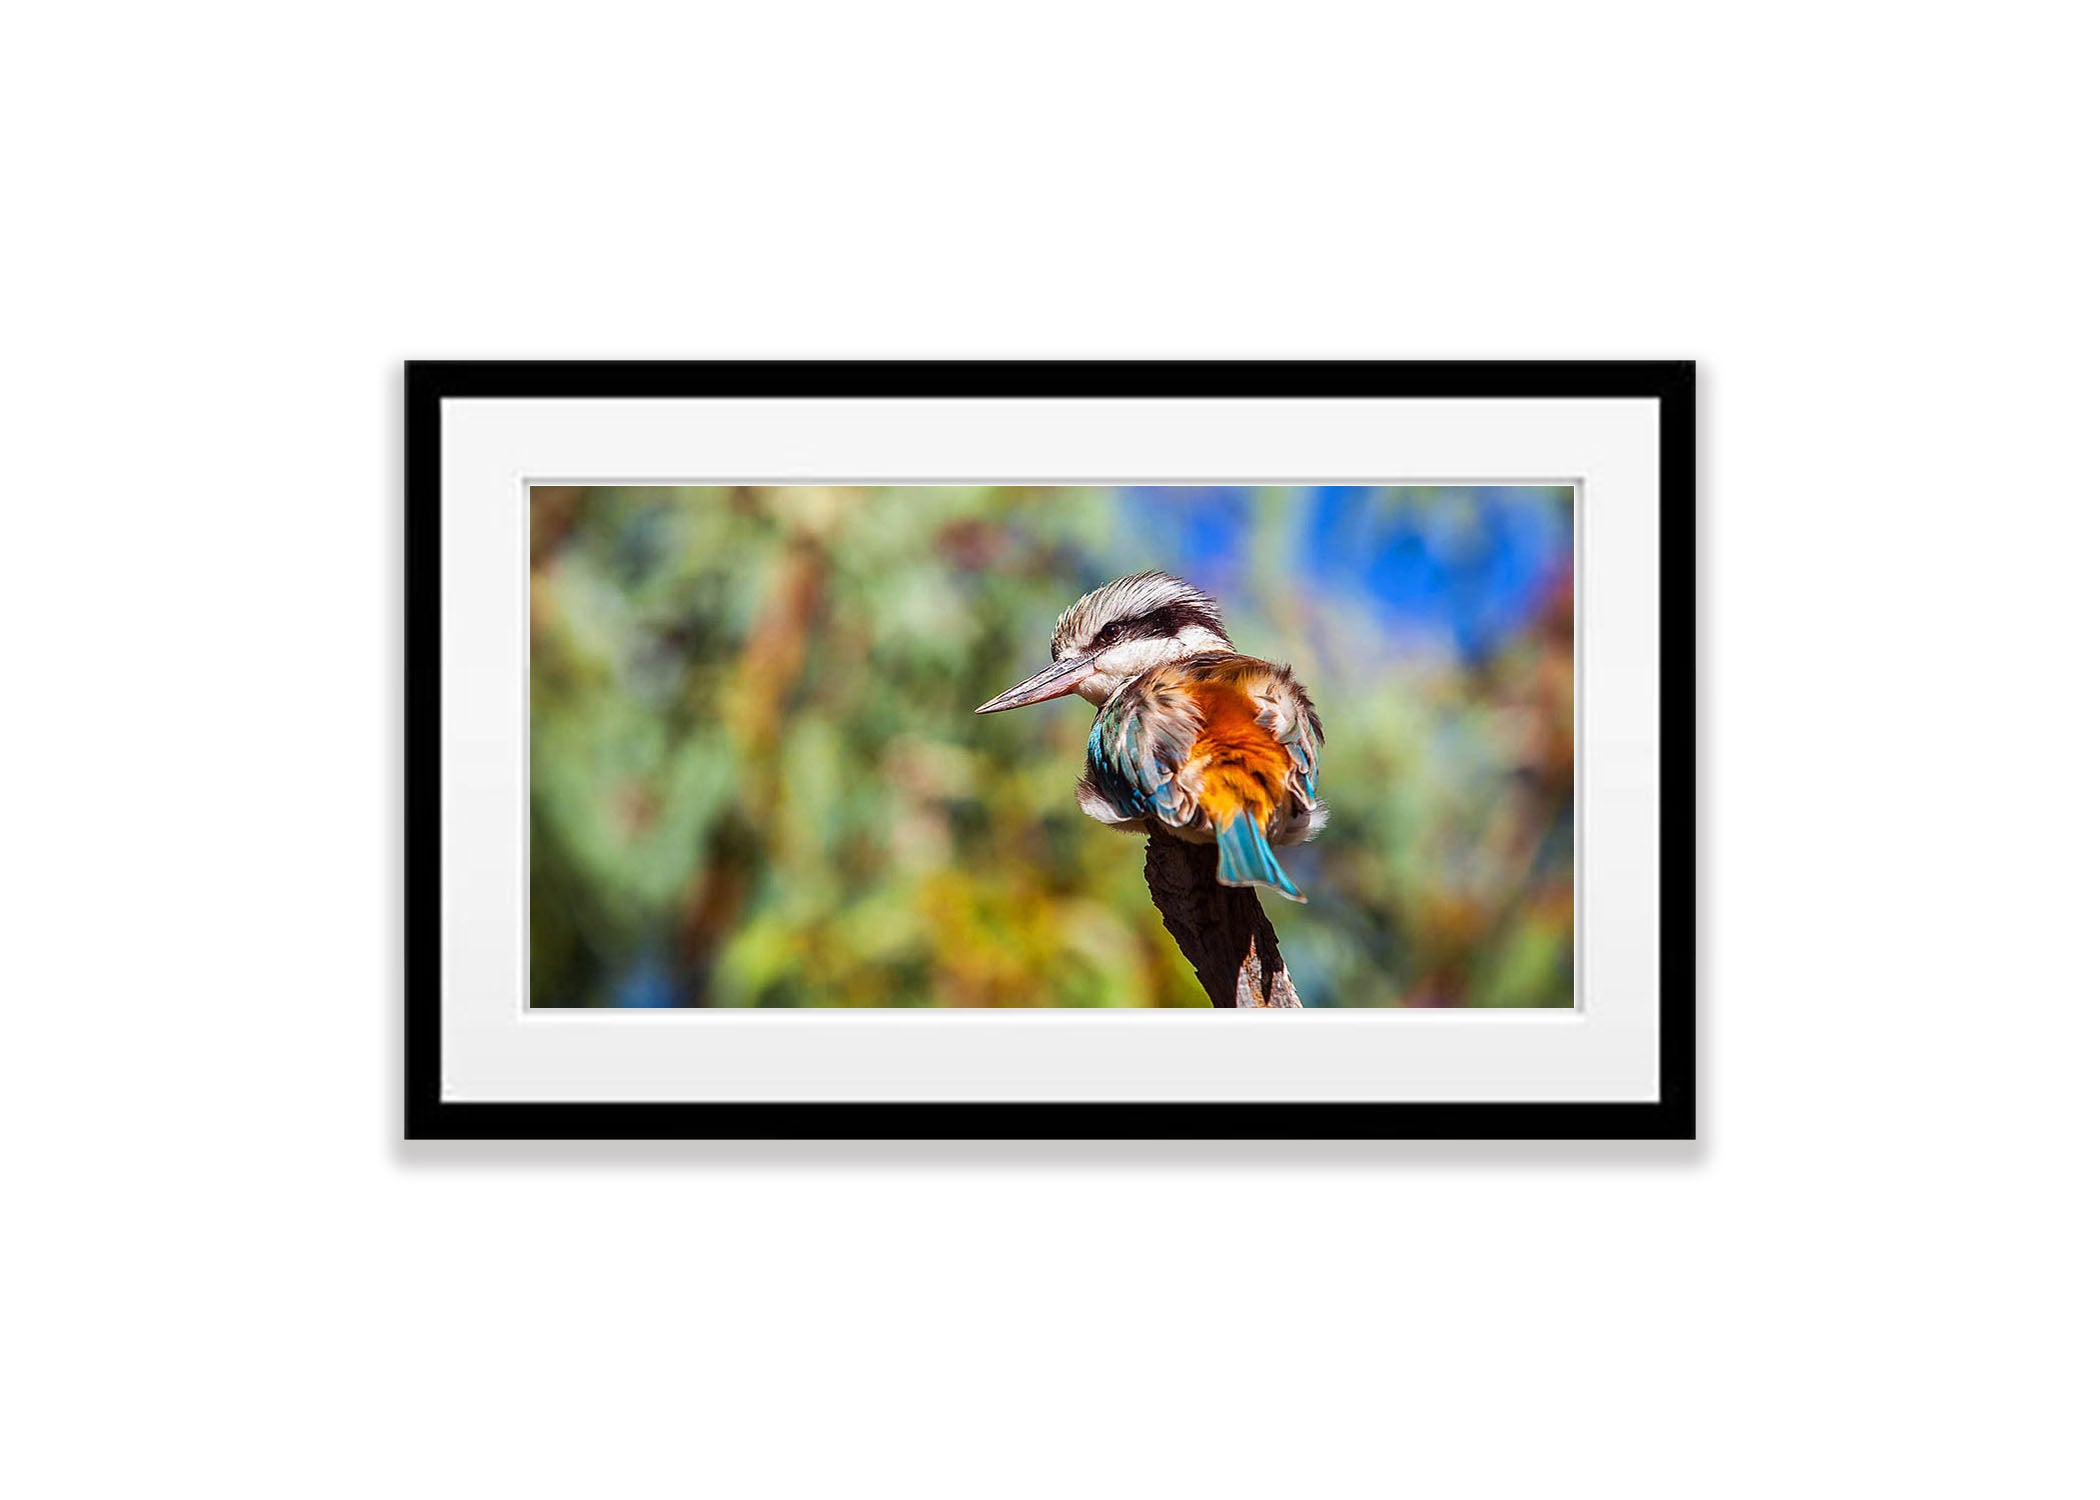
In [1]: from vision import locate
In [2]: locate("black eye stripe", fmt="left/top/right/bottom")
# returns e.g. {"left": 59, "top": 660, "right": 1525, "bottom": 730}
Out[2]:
{"left": 1092, "top": 602, "right": 1224, "bottom": 650}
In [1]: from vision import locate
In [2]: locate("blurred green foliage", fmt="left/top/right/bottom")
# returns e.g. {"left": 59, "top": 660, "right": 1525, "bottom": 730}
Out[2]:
{"left": 530, "top": 485, "right": 1574, "bottom": 1008}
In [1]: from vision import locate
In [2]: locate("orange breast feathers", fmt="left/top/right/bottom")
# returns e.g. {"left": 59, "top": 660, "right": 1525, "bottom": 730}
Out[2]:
{"left": 1184, "top": 677, "right": 1293, "bottom": 833}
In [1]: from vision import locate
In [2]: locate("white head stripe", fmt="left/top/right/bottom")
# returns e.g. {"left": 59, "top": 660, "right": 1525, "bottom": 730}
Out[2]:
{"left": 1051, "top": 571, "right": 1228, "bottom": 658}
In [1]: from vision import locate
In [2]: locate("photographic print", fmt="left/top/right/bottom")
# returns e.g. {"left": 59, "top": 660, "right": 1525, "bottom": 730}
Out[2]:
{"left": 529, "top": 483, "right": 1576, "bottom": 1011}
{"left": 407, "top": 360, "right": 1690, "bottom": 1138}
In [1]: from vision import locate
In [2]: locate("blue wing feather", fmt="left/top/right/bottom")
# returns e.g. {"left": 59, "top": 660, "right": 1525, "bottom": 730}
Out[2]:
{"left": 1085, "top": 679, "right": 1200, "bottom": 828}
{"left": 1084, "top": 707, "right": 1153, "bottom": 821}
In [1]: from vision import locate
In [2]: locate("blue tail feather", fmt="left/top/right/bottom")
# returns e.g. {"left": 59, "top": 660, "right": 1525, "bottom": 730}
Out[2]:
{"left": 1214, "top": 815, "right": 1305, "bottom": 902}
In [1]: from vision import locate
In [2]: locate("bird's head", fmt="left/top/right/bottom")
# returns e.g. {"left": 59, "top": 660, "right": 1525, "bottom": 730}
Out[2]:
{"left": 975, "top": 571, "right": 1233, "bottom": 714}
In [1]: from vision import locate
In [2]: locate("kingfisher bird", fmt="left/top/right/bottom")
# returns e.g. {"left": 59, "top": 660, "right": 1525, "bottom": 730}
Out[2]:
{"left": 975, "top": 572, "right": 1325, "bottom": 901}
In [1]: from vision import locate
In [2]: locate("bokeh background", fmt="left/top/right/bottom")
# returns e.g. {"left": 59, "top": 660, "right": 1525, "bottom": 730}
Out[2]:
{"left": 529, "top": 485, "right": 1575, "bottom": 1008}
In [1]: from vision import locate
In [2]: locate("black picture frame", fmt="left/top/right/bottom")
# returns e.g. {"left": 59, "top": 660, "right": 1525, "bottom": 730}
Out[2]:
{"left": 406, "top": 360, "right": 1695, "bottom": 1140}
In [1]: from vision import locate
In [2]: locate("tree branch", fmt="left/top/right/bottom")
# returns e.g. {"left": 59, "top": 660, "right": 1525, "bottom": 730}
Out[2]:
{"left": 1142, "top": 835, "right": 1302, "bottom": 1008}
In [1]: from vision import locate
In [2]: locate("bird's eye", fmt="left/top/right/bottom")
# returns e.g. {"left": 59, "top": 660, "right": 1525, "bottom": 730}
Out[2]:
{"left": 1091, "top": 622, "right": 1122, "bottom": 648}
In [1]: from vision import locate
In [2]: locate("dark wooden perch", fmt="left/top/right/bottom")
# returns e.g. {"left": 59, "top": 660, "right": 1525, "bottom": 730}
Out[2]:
{"left": 1143, "top": 835, "right": 1302, "bottom": 1008}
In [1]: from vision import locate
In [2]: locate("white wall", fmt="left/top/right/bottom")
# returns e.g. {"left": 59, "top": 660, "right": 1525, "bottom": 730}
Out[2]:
{"left": 6, "top": 4, "right": 2093, "bottom": 1496}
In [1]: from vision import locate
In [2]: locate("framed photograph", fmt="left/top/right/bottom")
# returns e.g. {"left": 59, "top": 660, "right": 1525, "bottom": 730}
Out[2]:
{"left": 406, "top": 361, "right": 1693, "bottom": 1139}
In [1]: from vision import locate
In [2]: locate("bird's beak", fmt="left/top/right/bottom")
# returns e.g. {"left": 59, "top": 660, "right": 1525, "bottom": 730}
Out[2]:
{"left": 975, "top": 653, "right": 1098, "bottom": 714}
